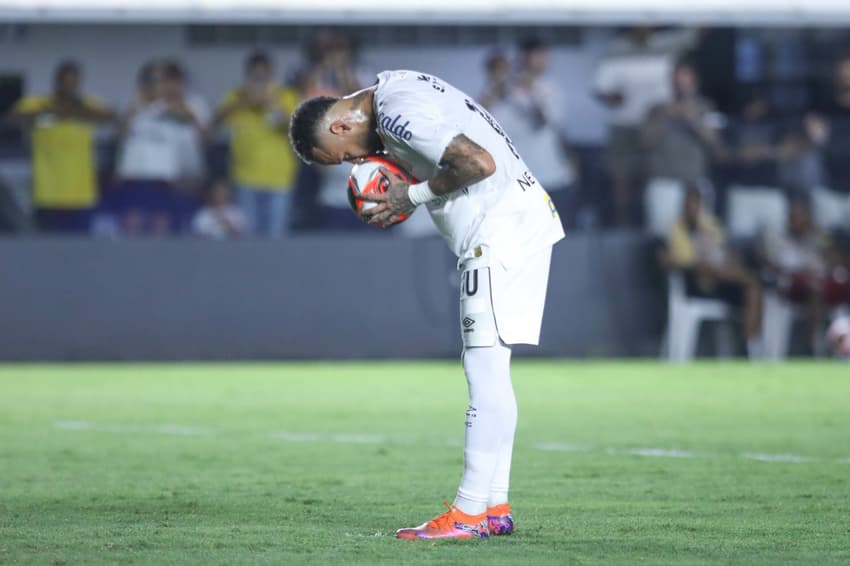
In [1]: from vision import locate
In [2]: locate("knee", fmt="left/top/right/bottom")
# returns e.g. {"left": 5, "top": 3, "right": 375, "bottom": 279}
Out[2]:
{"left": 463, "top": 346, "right": 513, "bottom": 408}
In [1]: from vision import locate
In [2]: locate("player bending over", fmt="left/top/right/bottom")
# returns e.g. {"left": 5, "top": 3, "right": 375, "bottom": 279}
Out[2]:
{"left": 289, "top": 70, "right": 564, "bottom": 540}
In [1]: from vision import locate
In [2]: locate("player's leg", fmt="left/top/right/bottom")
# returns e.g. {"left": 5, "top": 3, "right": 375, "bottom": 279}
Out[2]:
{"left": 455, "top": 340, "right": 513, "bottom": 515}
{"left": 461, "top": 340, "right": 517, "bottom": 537}
{"left": 396, "top": 253, "right": 506, "bottom": 540}
{"left": 485, "top": 245, "right": 554, "bottom": 534}
{"left": 485, "top": 350, "right": 517, "bottom": 535}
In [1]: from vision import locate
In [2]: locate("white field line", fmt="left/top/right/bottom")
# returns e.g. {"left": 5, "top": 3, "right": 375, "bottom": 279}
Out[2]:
{"left": 741, "top": 452, "right": 816, "bottom": 463}
{"left": 534, "top": 442, "right": 593, "bottom": 453}
{"left": 620, "top": 447, "right": 701, "bottom": 459}
{"left": 54, "top": 420, "right": 217, "bottom": 436}
{"left": 54, "top": 420, "right": 848, "bottom": 464}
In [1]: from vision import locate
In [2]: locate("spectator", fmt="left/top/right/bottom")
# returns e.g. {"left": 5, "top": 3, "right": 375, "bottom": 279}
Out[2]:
{"left": 594, "top": 27, "right": 696, "bottom": 226}
{"left": 759, "top": 195, "right": 836, "bottom": 347}
{"left": 114, "top": 60, "right": 209, "bottom": 235}
{"left": 663, "top": 186, "right": 763, "bottom": 356}
{"left": 296, "top": 30, "right": 370, "bottom": 99}
{"left": 214, "top": 51, "right": 300, "bottom": 237}
{"left": 293, "top": 30, "right": 372, "bottom": 231}
{"left": 487, "top": 40, "right": 577, "bottom": 226}
{"left": 7, "top": 60, "right": 115, "bottom": 233}
{"left": 726, "top": 89, "right": 826, "bottom": 191}
{"left": 727, "top": 89, "right": 780, "bottom": 186}
{"left": 811, "top": 54, "right": 850, "bottom": 194}
{"left": 191, "top": 179, "right": 247, "bottom": 239}
{"left": 642, "top": 60, "right": 725, "bottom": 189}
{"left": 479, "top": 50, "right": 511, "bottom": 112}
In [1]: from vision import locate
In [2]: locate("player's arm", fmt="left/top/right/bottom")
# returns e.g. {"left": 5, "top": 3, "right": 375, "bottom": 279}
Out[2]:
{"left": 427, "top": 133, "right": 496, "bottom": 195}
{"left": 359, "top": 133, "right": 495, "bottom": 227}
{"left": 5, "top": 99, "right": 50, "bottom": 127}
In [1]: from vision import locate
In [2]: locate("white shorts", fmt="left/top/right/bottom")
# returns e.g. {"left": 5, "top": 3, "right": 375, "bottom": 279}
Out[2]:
{"left": 459, "top": 245, "right": 553, "bottom": 347}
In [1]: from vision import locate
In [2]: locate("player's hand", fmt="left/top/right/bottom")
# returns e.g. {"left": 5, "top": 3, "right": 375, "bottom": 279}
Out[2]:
{"left": 358, "top": 167, "right": 415, "bottom": 228}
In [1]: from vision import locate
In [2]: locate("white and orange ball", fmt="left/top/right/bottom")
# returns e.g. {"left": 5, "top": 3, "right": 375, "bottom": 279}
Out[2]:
{"left": 347, "top": 156, "right": 417, "bottom": 228}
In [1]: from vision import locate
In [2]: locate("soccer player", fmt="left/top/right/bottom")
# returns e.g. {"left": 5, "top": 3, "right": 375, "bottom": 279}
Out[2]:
{"left": 288, "top": 70, "right": 564, "bottom": 540}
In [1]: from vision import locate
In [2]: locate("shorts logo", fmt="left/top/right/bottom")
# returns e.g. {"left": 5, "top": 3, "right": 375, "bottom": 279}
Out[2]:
{"left": 378, "top": 112, "right": 413, "bottom": 141}
{"left": 462, "top": 316, "right": 475, "bottom": 331}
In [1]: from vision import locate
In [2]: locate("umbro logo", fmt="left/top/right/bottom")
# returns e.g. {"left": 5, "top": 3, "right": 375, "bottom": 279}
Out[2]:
{"left": 462, "top": 317, "right": 475, "bottom": 332}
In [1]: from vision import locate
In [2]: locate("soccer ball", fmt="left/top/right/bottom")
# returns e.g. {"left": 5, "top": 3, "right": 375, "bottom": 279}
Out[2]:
{"left": 347, "top": 156, "right": 416, "bottom": 228}
{"left": 827, "top": 315, "right": 850, "bottom": 358}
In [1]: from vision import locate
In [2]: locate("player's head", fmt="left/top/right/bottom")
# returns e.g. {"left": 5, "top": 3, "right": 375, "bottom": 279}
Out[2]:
{"left": 159, "top": 59, "right": 187, "bottom": 100}
{"left": 485, "top": 50, "right": 510, "bottom": 82}
{"left": 53, "top": 60, "right": 81, "bottom": 98}
{"left": 289, "top": 91, "right": 382, "bottom": 165}
{"left": 787, "top": 193, "right": 813, "bottom": 237}
{"left": 673, "top": 59, "right": 699, "bottom": 98}
{"left": 136, "top": 60, "right": 160, "bottom": 101}
{"left": 206, "top": 178, "right": 233, "bottom": 207}
{"left": 683, "top": 184, "right": 703, "bottom": 226}
{"left": 519, "top": 38, "right": 549, "bottom": 77}
{"left": 245, "top": 51, "right": 273, "bottom": 85}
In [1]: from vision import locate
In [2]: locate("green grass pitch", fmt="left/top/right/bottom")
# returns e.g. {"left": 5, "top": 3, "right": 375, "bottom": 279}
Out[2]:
{"left": 1, "top": 361, "right": 849, "bottom": 565}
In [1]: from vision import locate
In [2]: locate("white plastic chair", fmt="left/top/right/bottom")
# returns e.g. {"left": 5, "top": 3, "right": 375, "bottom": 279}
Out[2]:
{"left": 726, "top": 186, "right": 788, "bottom": 239}
{"left": 664, "top": 272, "right": 735, "bottom": 362}
{"left": 811, "top": 187, "right": 850, "bottom": 230}
{"left": 761, "top": 290, "right": 796, "bottom": 360}
{"left": 762, "top": 290, "right": 840, "bottom": 360}
{"left": 644, "top": 178, "right": 686, "bottom": 238}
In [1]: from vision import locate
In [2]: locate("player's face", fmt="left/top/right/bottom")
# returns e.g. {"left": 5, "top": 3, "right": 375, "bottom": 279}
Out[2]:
{"left": 55, "top": 69, "right": 80, "bottom": 98}
{"left": 674, "top": 66, "right": 699, "bottom": 97}
{"left": 312, "top": 116, "right": 382, "bottom": 166}
{"left": 684, "top": 192, "right": 701, "bottom": 224}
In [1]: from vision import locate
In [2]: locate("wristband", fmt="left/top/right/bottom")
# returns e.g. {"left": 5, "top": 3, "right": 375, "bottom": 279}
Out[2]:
{"left": 407, "top": 181, "right": 438, "bottom": 207}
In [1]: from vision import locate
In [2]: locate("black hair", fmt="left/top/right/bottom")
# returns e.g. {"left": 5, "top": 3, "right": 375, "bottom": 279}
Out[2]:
{"left": 684, "top": 182, "right": 703, "bottom": 202}
{"left": 288, "top": 96, "right": 339, "bottom": 163}
{"left": 55, "top": 60, "right": 80, "bottom": 80}
{"left": 485, "top": 49, "right": 509, "bottom": 72}
{"left": 246, "top": 50, "right": 272, "bottom": 70}
{"left": 161, "top": 59, "right": 185, "bottom": 82}
{"left": 674, "top": 55, "right": 698, "bottom": 73}
{"left": 137, "top": 60, "right": 158, "bottom": 88}
{"left": 519, "top": 37, "right": 546, "bottom": 54}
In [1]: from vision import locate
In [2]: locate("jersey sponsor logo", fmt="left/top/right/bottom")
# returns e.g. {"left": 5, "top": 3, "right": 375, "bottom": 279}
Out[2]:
{"left": 378, "top": 111, "right": 413, "bottom": 141}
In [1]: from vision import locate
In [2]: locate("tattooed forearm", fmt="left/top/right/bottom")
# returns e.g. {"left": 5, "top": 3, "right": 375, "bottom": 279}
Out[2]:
{"left": 429, "top": 134, "right": 496, "bottom": 195}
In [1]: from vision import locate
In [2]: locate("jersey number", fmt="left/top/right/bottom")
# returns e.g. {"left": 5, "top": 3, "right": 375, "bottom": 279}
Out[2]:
{"left": 464, "top": 99, "right": 520, "bottom": 160}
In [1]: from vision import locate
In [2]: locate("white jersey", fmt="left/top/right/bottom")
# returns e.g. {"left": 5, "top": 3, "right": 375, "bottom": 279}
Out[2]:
{"left": 373, "top": 70, "right": 564, "bottom": 268}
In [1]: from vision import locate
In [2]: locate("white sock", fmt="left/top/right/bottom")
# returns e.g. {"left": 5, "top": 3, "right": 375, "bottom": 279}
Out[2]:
{"left": 488, "top": 382, "right": 517, "bottom": 507}
{"left": 453, "top": 342, "right": 514, "bottom": 516}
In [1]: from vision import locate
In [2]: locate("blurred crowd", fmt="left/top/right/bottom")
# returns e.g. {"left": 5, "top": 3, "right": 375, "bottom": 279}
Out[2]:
{"left": 660, "top": 183, "right": 850, "bottom": 358}
{"left": 2, "top": 31, "right": 372, "bottom": 238}
{"left": 1, "top": 27, "right": 850, "bottom": 246}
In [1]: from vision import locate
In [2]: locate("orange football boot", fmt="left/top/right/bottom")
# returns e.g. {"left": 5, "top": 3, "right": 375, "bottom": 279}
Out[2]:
{"left": 486, "top": 503, "right": 514, "bottom": 535}
{"left": 396, "top": 501, "right": 489, "bottom": 540}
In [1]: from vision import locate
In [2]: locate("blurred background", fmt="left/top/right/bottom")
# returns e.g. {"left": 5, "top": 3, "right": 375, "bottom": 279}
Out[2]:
{"left": 1, "top": 1, "right": 850, "bottom": 362}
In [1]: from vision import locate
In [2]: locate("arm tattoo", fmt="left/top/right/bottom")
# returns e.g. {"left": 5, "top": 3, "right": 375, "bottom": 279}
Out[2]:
{"left": 429, "top": 134, "right": 496, "bottom": 195}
